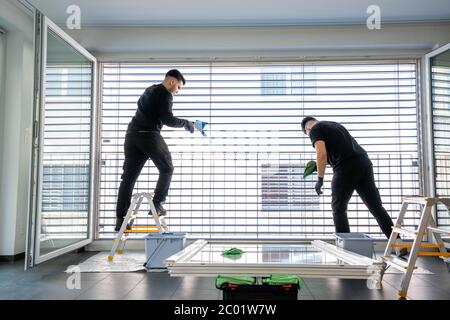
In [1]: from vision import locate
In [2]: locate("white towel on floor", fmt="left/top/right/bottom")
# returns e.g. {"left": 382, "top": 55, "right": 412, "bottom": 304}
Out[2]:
{"left": 64, "top": 251, "right": 165, "bottom": 273}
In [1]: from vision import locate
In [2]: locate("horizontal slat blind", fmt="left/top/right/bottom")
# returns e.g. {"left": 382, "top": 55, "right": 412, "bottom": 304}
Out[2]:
{"left": 431, "top": 63, "right": 450, "bottom": 229}
{"left": 41, "top": 63, "right": 91, "bottom": 239}
{"left": 99, "top": 61, "right": 420, "bottom": 239}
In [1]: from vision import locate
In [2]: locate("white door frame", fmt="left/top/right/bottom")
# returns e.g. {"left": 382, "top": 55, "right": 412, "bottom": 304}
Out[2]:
{"left": 422, "top": 43, "right": 450, "bottom": 198}
{"left": 421, "top": 43, "right": 450, "bottom": 244}
{"left": 26, "top": 13, "right": 97, "bottom": 267}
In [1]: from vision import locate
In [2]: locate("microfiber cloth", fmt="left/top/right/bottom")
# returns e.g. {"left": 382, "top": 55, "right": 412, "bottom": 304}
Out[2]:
{"left": 221, "top": 248, "right": 245, "bottom": 256}
{"left": 303, "top": 160, "right": 317, "bottom": 178}
{"left": 194, "top": 120, "right": 208, "bottom": 137}
{"left": 262, "top": 274, "right": 305, "bottom": 288}
{"left": 215, "top": 275, "right": 256, "bottom": 289}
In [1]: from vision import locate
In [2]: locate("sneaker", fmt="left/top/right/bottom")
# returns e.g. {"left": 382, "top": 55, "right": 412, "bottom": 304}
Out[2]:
{"left": 395, "top": 247, "right": 409, "bottom": 260}
{"left": 114, "top": 218, "right": 132, "bottom": 232}
{"left": 149, "top": 201, "right": 167, "bottom": 216}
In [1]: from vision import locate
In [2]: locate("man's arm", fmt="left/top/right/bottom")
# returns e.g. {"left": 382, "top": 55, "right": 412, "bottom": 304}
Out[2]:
{"left": 313, "top": 140, "right": 327, "bottom": 195}
{"left": 314, "top": 140, "right": 327, "bottom": 178}
{"left": 158, "top": 96, "right": 190, "bottom": 128}
{"left": 160, "top": 110, "right": 189, "bottom": 128}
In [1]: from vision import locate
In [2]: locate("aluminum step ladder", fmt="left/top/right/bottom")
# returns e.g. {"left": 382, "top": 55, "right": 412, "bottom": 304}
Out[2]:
{"left": 108, "top": 192, "right": 169, "bottom": 262}
{"left": 382, "top": 196, "right": 450, "bottom": 298}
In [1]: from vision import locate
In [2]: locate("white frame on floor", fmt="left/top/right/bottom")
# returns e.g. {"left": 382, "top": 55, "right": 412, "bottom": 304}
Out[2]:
{"left": 165, "top": 240, "right": 384, "bottom": 280}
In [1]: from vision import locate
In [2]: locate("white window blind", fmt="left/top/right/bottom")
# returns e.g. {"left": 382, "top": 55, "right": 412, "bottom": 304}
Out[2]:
{"left": 99, "top": 61, "right": 421, "bottom": 240}
{"left": 431, "top": 59, "right": 450, "bottom": 229}
{"left": 41, "top": 60, "right": 92, "bottom": 240}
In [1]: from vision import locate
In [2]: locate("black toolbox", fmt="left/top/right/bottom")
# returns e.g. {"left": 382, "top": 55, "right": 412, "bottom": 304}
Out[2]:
{"left": 220, "top": 283, "right": 299, "bottom": 300}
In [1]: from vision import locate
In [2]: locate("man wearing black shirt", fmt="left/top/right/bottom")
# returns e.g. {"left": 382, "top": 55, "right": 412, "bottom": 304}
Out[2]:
{"left": 301, "top": 116, "right": 396, "bottom": 239}
{"left": 115, "top": 70, "right": 194, "bottom": 231}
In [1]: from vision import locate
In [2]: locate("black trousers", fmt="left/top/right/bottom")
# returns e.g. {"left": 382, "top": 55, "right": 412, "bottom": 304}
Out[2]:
{"left": 116, "top": 131, "right": 174, "bottom": 219}
{"left": 331, "top": 164, "right": 394, "bottom": 239}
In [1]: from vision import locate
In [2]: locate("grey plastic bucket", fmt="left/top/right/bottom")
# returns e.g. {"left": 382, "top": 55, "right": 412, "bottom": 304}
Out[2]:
{"left": 335, "top": 232, "right": 374, "bottom": 258}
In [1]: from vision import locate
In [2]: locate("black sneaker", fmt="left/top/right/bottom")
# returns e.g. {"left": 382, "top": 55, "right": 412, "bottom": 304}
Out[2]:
{"left": 395, "top": 247, "right": 409, "bottom": 260}
{"left": 150, "top": 201, "right": 167, "bottom": 216}
{"left": 114, "top": 218, "right": 132, "bottom": 232}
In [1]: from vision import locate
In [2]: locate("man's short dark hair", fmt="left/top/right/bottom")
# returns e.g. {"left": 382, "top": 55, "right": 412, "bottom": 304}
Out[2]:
{"left": 165, "top": 69, "right": 186, "bottom": 85}
{"left": 301, "top": 116, "right": 317, "bottom": 134}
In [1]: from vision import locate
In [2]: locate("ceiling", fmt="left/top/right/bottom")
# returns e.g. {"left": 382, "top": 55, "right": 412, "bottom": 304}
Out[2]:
{"left": 25, "top": 0, "right": 450, "bottom": 27}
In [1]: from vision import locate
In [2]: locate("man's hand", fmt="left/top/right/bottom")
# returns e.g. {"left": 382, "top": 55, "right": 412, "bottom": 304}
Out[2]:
{"left": 315, "top": 177, "right": 324, "bottom": 195}
{"left": 184, "top": 120, "right": 194, "bottom": 133}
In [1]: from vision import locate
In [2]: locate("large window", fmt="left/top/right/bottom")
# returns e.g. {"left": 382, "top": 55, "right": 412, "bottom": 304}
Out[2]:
{"left": 431, "top": 52, "right": 450, "bottom": 229}
{"left": 99, "top": 61, "right": 420, "bottom": 240}
{"left": 39, "top": 30, "right": 92, "bottom": 246}
{"left": 42, "top": 164, "right": 89, "bottom": 211}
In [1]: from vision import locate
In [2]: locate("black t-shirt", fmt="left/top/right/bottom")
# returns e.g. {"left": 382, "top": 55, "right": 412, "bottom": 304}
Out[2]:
{"left": 127, "top": 83, "right": 187, "bottom": 132}
{"left": 309, "top": 121, "right": 371, "bottom": 171}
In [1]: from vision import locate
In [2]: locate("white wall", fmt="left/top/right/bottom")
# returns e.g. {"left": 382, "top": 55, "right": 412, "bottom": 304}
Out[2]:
{"left": 0, "top": 31, "right": 5, "bottom": 204}
{"left": 0, "top": 0, "right": 34, "bottom": 257}
{"left": 64, "top": 22, "right": 450, "bottom": 61}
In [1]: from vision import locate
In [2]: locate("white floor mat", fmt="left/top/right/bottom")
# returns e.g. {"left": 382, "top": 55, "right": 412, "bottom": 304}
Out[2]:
{"left": 65, "top": 251, "right": 165, "bottom": 273}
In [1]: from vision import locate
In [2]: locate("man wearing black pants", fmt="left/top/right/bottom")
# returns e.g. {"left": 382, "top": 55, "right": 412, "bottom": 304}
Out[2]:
{"left": 301, "top": 116, "right": 398, "bottom": 241}
{"left": 115, "top": 70, "right": 194, "bottom": 231}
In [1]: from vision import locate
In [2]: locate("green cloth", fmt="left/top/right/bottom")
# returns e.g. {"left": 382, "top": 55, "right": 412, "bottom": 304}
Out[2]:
{"left": 221, "top": 248, "right": 245, "bottom": 256}
{"left": 215, "top": 275, "right": 256, "bottom": 289}
{"left": 262, "top": 274, "right": 305, "bottom": 288}
{"left": 303, "top": 160, "right": 317, "bottom": 178}
{"left": 223, "top": 253, "right": 243, "bottom": 260}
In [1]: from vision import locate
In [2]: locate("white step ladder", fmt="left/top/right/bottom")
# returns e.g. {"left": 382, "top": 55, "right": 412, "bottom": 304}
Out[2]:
{"left": 108, "top": 192, "right": 169, "bottom": 262}
{"left": 382, "top": 196, "right": 450, "bottom": 298}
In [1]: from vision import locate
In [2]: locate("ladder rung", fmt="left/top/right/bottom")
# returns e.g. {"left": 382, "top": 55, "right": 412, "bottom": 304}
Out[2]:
{"left": 124, "top": 228, "right": 159, "bottom": 233}
{"left": 402, "top": 197, "right": 431, "bottom": 205}
{"left": 418, "top": 252, "right": 450, "bottom": 257}
{"left": 383, "top": 256, "right": 419, "bottom": 271}
{"left": 390, "top": 243, "right": 443, "bottom": 249}
{"left": 428, "top": 227, "right": 450, "bottom": 235}
{"left": 392, "top": 227, "right": 421, "bottom": 237}
{"left": 382, "top": 256, "right": 411, "bottom": 272}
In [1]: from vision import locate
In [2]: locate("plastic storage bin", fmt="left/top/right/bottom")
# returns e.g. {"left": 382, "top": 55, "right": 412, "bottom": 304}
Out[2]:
{"left": 335, "top": 232, "right": 374, "bottom": 258}
{"left": 144, "top": 232, "right": 186, "bottom": 269}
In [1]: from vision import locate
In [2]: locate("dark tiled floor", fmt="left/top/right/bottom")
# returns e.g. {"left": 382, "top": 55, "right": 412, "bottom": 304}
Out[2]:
{"left": 0, "top": 251, "right": 449, "bottom": 300}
